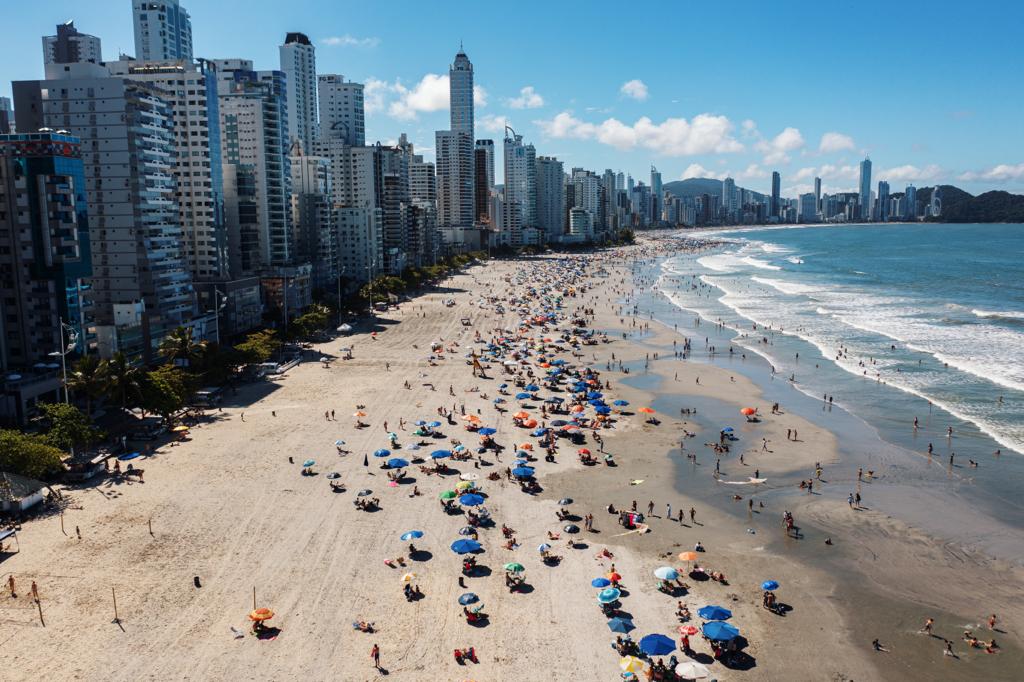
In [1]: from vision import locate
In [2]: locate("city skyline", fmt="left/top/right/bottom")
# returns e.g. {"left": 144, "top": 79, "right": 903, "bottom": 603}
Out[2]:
{"left": 1, "top": 1, "right": 1022, "bottom": 198}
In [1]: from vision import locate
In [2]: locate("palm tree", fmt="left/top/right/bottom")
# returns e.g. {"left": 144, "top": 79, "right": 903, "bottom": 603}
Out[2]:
{"left": 105, "top": 351, "right": 142, "bottom": 411}
{"left": 66, "top": 355, "right": 108, "bottom": 416}
{"left": 159, "top": 326, "right": 208, "bottom": 368}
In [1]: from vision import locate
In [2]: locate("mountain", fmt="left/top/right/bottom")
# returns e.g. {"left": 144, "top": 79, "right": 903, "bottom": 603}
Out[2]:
{"left": 920, "top": 185, "right": 1024, "bottom": 223}
{"left": 662, "top": 178, "right": 724, "bottom": 199}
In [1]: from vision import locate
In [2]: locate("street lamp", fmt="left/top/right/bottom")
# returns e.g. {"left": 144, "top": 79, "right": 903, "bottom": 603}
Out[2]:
{"left": 209, "top": 290, "right": 229, "bottom": 345}
{"left": 48, "top": 317, "right": 79, "bottom": 404}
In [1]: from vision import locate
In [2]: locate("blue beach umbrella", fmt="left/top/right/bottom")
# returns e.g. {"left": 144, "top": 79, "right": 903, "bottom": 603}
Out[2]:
{"left": 458, "top": 592, "right": 479, "bottom": 605}
{"left": 479, "top": 427, "right": 497, "bottom": 436}
{"left": 597, "top": 588, "right": 621, "bottom": 604}
{"left": 511, "top": 466, "right": 535, "bottom": 478}
{"left": 459, "top": 493, "right": 485, "bottom": 506}
{"left": 587, "top": 391, "right": 603, "bottom": 400}
{"left": 531, "top": 428, "right": 548, "bottom": 437}
{"left": 400, "top": 530, "right": 424, "bottom": 541}
{"left": 639, "top": 634, "right": 676, "bottom": 656}
{"left": 414, "top": 420, "right": 427, "bottom": 426}
{"left": 373, "top": 448, "right": 391, "bottom": 458}
{"left": 302, "top": 459, "right": 315, "bottom": 468}
{"left": 722, "top": 427, "right": 734, "bottom": 433}
{"left": 430, "top": 450, "right": 452, "bottom": 459}
{"left": 608, "top": 617, "right": 635, "bottom": 633}
{"left": 334, "top": 439, "right": 346, "bottom": 446}
{"left": 386, "top": 458, "right": 409, "bottom": 469}
{"left": 515, "top": 392, "right": 531, "bottom": 400}
{"left": 450, "top": 539, "right": 482, "bottom": 554}
{"left": 761, "top": 580, "right": 780, "bottom": 591}
{"left": 493, "top": 397, "right": 506, "bottom": 404}
{"left": 591, "top": 577, "right": 612, "bottom": 588}
{"left": 654, "top": 566, "right": 679, "bottom": 581}
{"left": 524, "top": 384, "right": 540, "bottom": 392}
{"left": 702, "top": 621, "right": 741, "bottom": 641}
{"left": 428, "top": 421, "right": 442, "bottom": 428}
{"left": 698, "top": 605, "right": 733, "bottom": 621}
{"left": 613, "top": 400, "right": 629, "bottom": 407}
{"left": 595, "top": 406, "right": 612, "bottom": 415}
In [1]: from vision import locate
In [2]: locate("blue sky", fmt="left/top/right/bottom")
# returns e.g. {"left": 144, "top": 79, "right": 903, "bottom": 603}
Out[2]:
{"left": 4, "top": 0, "right": 1023, "bottom": 196}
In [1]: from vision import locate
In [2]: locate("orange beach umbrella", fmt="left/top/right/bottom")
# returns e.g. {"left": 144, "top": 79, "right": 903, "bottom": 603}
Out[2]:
{"left": 678, "top": 551, "right": 698, "bottom": 562}
{"left": 740, "top": 407, "right": 757, "bottom": 416}
{"left": 249, "top": 608, "right": 275, "bottom": 621}
{"left": 638, "top": 407, "right": 655, "bottom": 414}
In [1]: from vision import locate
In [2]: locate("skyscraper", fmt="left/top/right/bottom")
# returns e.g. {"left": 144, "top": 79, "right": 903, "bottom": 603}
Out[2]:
{"left": 722, "top": 177, "right": 737, "bottom": 219}
{"left": 0, "top": 97, "right": 12, "bottom": 134}
{"left": 650, "top": 165, "right": 663, "bottom": 223}
{"left": 535, "top": 156, "right": 565, "bottom": 239}
{"left": 503, "top": 127, "right": 536, "bottom": 245}
{"left": 280, "top": 32, "right": 318, "bottom": 153}
{"left": 904, "top": 184, "right": 917, "bottom": 220}
{"left": 42, "top": 21, "right": 102, "bottom": 66}
{"left": 770, "top": 171, "right": 781, "bottom": 218}
{"left": 449, "top": 46, "right": 474, "bottom": 135}
{"left": 859, "top": 158, "right": 872, "bottom": 220}
{"left": 132, "top": 0, "right": 193, "bottom": 61}
{"left": 814, "top": 176, "right": 822, "bottom": 213}
{"left": 317, "top": 75, "right": 365, "bottom": 146}
{"left": 474, "top": 139, "right": 494, "bottom": 193}
{"left": 877, "top": 180, "right": 890, "bottom": 222}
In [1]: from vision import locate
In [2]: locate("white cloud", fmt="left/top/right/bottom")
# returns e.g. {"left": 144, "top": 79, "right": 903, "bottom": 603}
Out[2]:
{"left": 958, "top": 163, "right": 1024, "bottom": 183}
{"left": 793, "top": 166, "right": 817, "bottom": 181}
{"left": 320, "top": 35, "right": 380, "bottom": 48}
{"left": 819, "top": 132, "right": 855, "bottom": 153}
{"left": 535, "top": 111, "right": 743, "bottom": 156}
{"left": 389, "top": 74, "right": 450, "bottom": 120}
{"left": 506, "top": 86, "right": 544, "bottom": 109}
{"left": 877, "top": 164, "right": 944, "bottom": 183}
{"left": 474, "top": 85, "right": 488, "bottom": 108}
{"left": 620, "top": 79, "right": 649, "bottom": 101}
{"left": 756, "top": 127, "right": 804, "bottom": 164}
{"left": 741, "top": 119, "right": 757, "bottom": 134}
{"left": 680, "top": 163, "right": 728, "bottom": 181}
{"left": 738, "top": 163, "right": 768, "bottom": 180}
{"left": 363, "top": 77, "right": 391, "bottom": 114}
{"left": 479, "top": 114, "right": 512, "bottom": 133}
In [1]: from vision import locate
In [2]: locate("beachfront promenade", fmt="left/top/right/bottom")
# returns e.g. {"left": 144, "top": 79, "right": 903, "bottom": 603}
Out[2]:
{"left": 1, "top": 240, "right": 1020, "bottom": 681}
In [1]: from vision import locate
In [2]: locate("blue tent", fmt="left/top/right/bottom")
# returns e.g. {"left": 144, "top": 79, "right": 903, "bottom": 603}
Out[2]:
{"left": 386, "top": 458, "right": 409, "bottom": 469}
{"left": 702, "top": 621, "right": 740, "bottom": 641}
{"left": 698, "top": 605, "right": 733, "bottom": 621}
{"left": 639, "top": 634, "right": 676, "bottom": 656}
{"left": 459, "top": 493, "right": 485, "bottom": 506}
{"left": 450, "top": 539, "right": 482, "bottom": 554}
{"left": 430, "top": 450, "right": 452, "bottom": 459}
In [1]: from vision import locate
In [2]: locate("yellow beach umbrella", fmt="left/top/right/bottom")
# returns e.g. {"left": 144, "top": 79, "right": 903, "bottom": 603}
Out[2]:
{"left": 620, "top": 656, "right": 647, "bottom": 674}
{"left": 400, "top": 572, "right": 417, "bottom": 583}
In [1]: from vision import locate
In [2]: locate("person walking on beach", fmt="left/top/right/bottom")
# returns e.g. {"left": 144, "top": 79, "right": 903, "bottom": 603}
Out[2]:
{"left": 647, "top": 500, "right": 655, "bottom": 516}
{"left": 678, "top": 509, "right": 684, "bottom": 524}
{"left": 666, "top": 503, "right": 672, "bottom": 520}
{"left": 988, "top": 613, "right": 997, "bottom": 630}
{"left": 371, "top": 643, "right": 381, "bottom": 669}
{"left": 848, "top": 493, "right": 855, "bottom": 508}
{"left": 921, "top": 617, "right": 934, "bottom": 635}
{"left": 30, "top": 580, "right": 39, "bottom": 603}
{"left": 7, "top": 574, "right": 15, "bottom": 598}
{"left": 689, "top": 507, "right": 696, "bottom": 524}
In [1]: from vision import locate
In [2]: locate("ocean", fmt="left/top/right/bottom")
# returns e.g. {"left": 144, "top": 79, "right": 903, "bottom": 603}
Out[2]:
{"left": 657, "top": 222, "right": 1024, "bottom": 458}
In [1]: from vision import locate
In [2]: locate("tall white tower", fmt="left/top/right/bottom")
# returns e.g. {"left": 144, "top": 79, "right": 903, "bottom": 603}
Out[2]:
{"left": 280, "top": 32, "right": 318, "bottom": 153}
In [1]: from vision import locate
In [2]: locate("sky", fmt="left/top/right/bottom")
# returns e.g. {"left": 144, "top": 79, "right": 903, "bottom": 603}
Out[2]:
{"left": 3, "top": 0, "right": 1023, "bottom": 197}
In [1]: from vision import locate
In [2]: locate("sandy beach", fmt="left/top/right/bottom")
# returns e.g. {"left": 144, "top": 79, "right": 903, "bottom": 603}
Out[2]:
{"left": 2, "top": 239, "right": 1022, "bottom": 681}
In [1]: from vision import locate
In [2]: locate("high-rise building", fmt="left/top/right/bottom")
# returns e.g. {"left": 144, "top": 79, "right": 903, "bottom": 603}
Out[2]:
{"left": 770, "top": 171, "right": 781, "bottom": 218}
{"left": 289, "top": 148, "right": 336, "bottom": 292}
{"left": 572, "top": 170, "right": 601, "bottom": 226}
{"left": 473, "top": 146, "right": 491, "bottom": 225}
{"left": 213, "top": 60, "right": 293, "bottom": 275}
{"left": 535, "top": 156, "right": 565, "bottom": 239}
{"left": 15, "top": 64, "right": 196, "bottom": 360}
{"left": 722, "top": 177, "right": 737, "bottom": 218}
{"left": 0, "top": 97, "right": 12, "bottom": 134}
{"left": 615, "top": 172, "right": 625, "bottom": 192}
{"left": 877, "top": 180, "right": 890, "bottom": 222}
{"left": 798, "top": 193, "right": 818, "bottom": 222}
{"left": 502, "top": 127, "right": 536, "bottom": 245}
{"left": 280, "top": 32, "right": 318, "bottom": 153}
{"left": 105, "top": 57, "right": 228, "bottom": 282}
{"left": 859, "top": 158, "right": 872, "bottom": 220}
{"left": 318, "top": 74, "right": 364, "bottom": 147}
{"left": 904, "top": 184, "right": 917, "bottom": 220}
{"left": 474, "top": 139, "right": 494, "bottom": 192}
{"left": 42, "top": 21, "right": 102, "bottom": 66}
{"left": 650, "top": 165, "right": 663, "bottom": 223}
{"left": 814, "top": 177, "right": 822, "bottom": 213}
{"left": 449, "top": 46, "right": 474, "bottom": 135}
{"left": 132, "top": 0, "right": 193, "bottom": 62}
{"left": 410, "top": 154, "right": 437, "bottom": 206}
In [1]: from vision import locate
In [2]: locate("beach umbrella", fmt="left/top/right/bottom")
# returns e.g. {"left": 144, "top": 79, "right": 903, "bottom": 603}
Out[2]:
{"left": 400, "top": 572, "right": 417, "bottom": 583}
{"left": 702, "top": 621, "right": 740, "bottom": 641}
{"left": 675, "top": 661, "right": 710, "bottom": 680}
{"left": 591, "top": 577, "right": 611, "bottom": 588}
{"left": 639, "top": 634, "right": 676, "bottom": 656}
{"left": 515, "top": 392, "right": 532, "bottom": 400}
{"left": 430, "top": 449, "right": 452, "bottom": 459}
{"left": 479, "top": 427, "right": 497, "bottom": 436}
{"left": 606, "top": 572, "right": 622, "bottom": 582}
{"left": 678, "top": 624, "right": 699, "bottom": 636}
{"left": 386, "top": 458, "right": 409, "bottom": 469}
{"left": 302, "top": 459, "right": 316, "bottom": 468}
{"left": 458, "top": 592, "right": 479, "bottom": 605}
{"left": 326, "top": 472, "right": 341, "bottom": 479}
{"left": 524, "top": 384, "right": 540, "bottom": 392}
{"left": 741, "top": 407, "right": 757, "bottom": 416}
{"left": 577, "top": 448, "right": 591, "bottom": 456}
{"left": 654, "top": 566, "right": 679, "bottom": 581}
{"left": 493, "top": 397, "right": 506, "bottom": 404}
{"left": 414, "top": 420, "right": 427, "bottom": 426}
{"left": 597, "top": 588, "right": 621, "bottom": 603}
{"left": 722, "top": 427, "right": 734, "bottom": 433}
{"left": 531, "top": 428, "right": 548, "bottom": 437}
{"left": 357, "top": 489, "right": 372, "bottom": 497}
{"left": 450, "top": 539, "right": 482, "bottom": 554}
{"left": 400, "top": 530, "right": 424, "bottom": 541}
{"left": 569, "top": 406, "right": 585, "bottom": 414}
{"left": 608, "top": 617, "right": 635, "bottom": 633}
{"left": 458, "top": 526, "right": 476, "bottom": 536}
{"left": 503, "top": 562, "right": 525, "bottom": 573}
{"left": 511, "top": 466, "right": 535, "bottom": 478}
{"left": 406, "top": 444, "right": 421, "bottom": 451}
{"left": 459, "top": 493, "right": 485, "bottom": 506}
{"left": 523, "top": 419, "right": 538, "bottom": 428}
{"left": 619, "top": 656, "right": 647, "bottom": 675}
{"left": 373, "top": 448, "right": 391, "bottom": 458}
{"left": 761, "top": 579, "right": 780, "bottom": 591}
{"left": 564, "top": 524, "right": 580, "bottom": 533}
{"left": 698, "top": 605, "right": 732, "bottom": 621}
{"left": 558, "top": 497, "right": 573, "bottom": 505}
{"left": 455, "top": 481, "right": 476, "bottom": 491}
{"left": 678, "top": 551, "right": 699, "bottom": 562}
{"left": 428, "top": 421, "right": 442, "bottom": 428}
{"left": 537, "top": 543, "right": 551, "bottom": 552}
{"left": 638, "top": 407, "right": 655, "bottom": 414}
{"left": 613, "top": 399, "right": 629, "bottom": 406}
{"left": 551, "top": 419, "right": 568, "bottom": 427}
{"left": 595, "top": 406, "right": 612, "bottom": 415}
{"left": 460, "top": 474, "right": 480, "bottom": 483}
{"left": 439, "top": 490, "right": 457, "bottom": 500}
{"left": 353, "top": 411, "right": 367, "bottom": 417}
{"left": 334, "top": 440, "right": 346, "bottom": 446}
{"left": 248, "top": 608, "right": 274, "bottom": 621}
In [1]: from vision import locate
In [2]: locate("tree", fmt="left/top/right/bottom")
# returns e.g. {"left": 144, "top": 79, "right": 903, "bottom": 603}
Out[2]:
{"left": 235, "top": 329, "right": 281, "bottom": 364}
{"left": 66, "top": 355, "right": 107, "bottom": 416}
{"left": 291, "top": 303, "right": 330, "bottom": 339}
{"left": 0, "top": 430, "right": 65, "bottom": 479}
{"left": 38, "top": 402, "right": 104, "bottom": 452}
{"left": 105, "top": 351, "right": 143, "bottom": 411}
{"left": 138, "top": 365, "right": 192, "bottom": 422}
{"left": 159, "top": 326, "right": 208, "bottom": 369}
